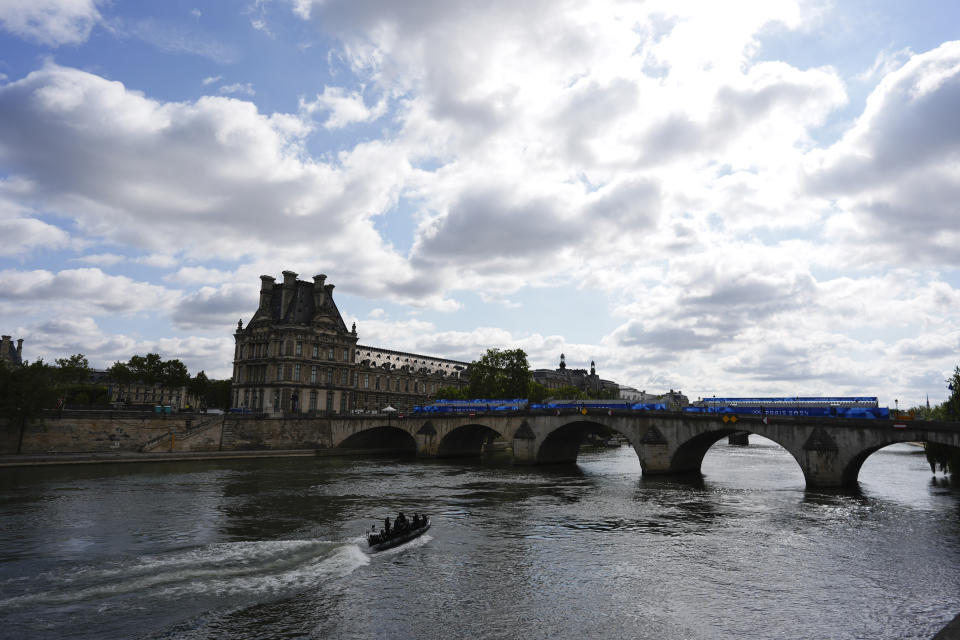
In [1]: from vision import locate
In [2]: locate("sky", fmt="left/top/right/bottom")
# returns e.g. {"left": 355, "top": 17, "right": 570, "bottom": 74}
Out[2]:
{"left": 0, "top": 0, "right": 958, "bottom": 408}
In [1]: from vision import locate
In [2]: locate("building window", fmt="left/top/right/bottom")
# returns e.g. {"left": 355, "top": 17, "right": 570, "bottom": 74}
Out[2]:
{"left": 375, "top": 376, "right": 380, "bottom": 390}
{"left": 327, "top": 368, "right": 333, "bottom": 384}
{"left": 341, "top": 370, "right": 348, "bottom": 385}
{"left": 340, "top": 394, "right": 347, "bottom": 413}
{"left": 296, "top": 341, "right": 303, "bottom": 356}
{"left": 354, "top": 372, "right": 359, "bottom": 387}
{"left": 310, "top": 391, "right": 317, "bottom": 411}
{"left": 294, "top": 364, "right": 301, "bottom": 381}
{"left": 277, "top": 364, "right": 283, "bottom": 381}
{"left": 364, "top": 374, "right": 369, "bottom": 389}
{"left": 328, "top": 347, "right": 334, "bottom": 360}
{"left": 343, "top": 348, "right": 349, "bottom": 362}
{"left": 405, "top": 379, "right": 409, "bottom": 392}
{"left": 313, "top": 343, "right": 318, "bottom": 358}
{"left": 311, "top": 366, "right": 317, "bottom": 383}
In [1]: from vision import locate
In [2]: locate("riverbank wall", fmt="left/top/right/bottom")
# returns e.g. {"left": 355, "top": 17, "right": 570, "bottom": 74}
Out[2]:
{"left": 0, "top": 413, "right": 334, "bottom": 455}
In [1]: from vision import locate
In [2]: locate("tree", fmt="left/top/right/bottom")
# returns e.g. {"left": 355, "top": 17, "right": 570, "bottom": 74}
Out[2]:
{"left": 188, "top": 371, "right": 210, "bottom": 400}
{"left": 434, "top": 386, "right": 467, "bottom": 400}
{"left": 109, "top": 353, "right": 189, "bottom": 405}
{"left": 467, "top": 348, "right": 531, "bottom": 399}
{"left": 205, "top": 379, "right": 233, "bottom": 411}
{"left": 0, "top": 360, "right": 58, "bottom": 453}
{"left": 553, "top": 384, "right": 587, "bottom": 400}
{"left": 528, "top": 381, "right": 549, "bottom": 403}
{"left": 161, "top": 359, "right": 189, "bottom": 391}
{"left": 53, "top": 354, "right": 110, "bottom": 407}
{"left": 925, "top": 365, "right": 960, "bottom": 475}
{"left": 943, "top": 365, "right": 960, "bottom": 422}
{"left": 55, "top": 354, "right": 90, "bottom": 385}
{"left": 107, "top": 361, "right": 136, "bottom": 403}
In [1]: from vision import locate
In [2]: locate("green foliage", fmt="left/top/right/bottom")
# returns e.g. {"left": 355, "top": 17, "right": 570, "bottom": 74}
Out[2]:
{"left": 55, "top": 353, "right": 91, "bottom": 385}
{"left": 187, "top": 371, "right": 210, "bottom": 398}
{"left": 552, "top": 385, "right": 587, "bottom": 400}
{"left": 434, "top": 386, "right": 468, "bottom": 400}
{"left": 108, "top": 353, "right": 190, "bottom": 404}
{"left": 528, "top": 381, "right": 549, "bottom": 403}
{"left": 943, "top": 365, "right": 960, "bottom": 422}
{"left": 204, "top": 379, "right": 233, "bottom": 411}
{"left": 588, "top": 387, "right": 620, "bottom": 400}
{"left": 922, "top": 365, "right": 960, "bottom": 476}
{"left": 161, "top": 359, "right": 189, "bottom": 389}
{"left": 0, "top": 360, "right": 59, "bottom": 452}
{"left": 467, "top": 348, "right": 531, "bottom": 399}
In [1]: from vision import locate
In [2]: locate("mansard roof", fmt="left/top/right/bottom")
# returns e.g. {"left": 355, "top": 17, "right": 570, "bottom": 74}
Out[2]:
{"left": 247, "top": 272, "right": 349, "bottom": 333}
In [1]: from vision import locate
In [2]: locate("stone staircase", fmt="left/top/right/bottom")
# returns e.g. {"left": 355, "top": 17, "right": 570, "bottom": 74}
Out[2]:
{"left": 140, "top": 416, "right": 222, "bottom": 452}
{"left": 219, "top": 421, "right": 236, "bottom": 450}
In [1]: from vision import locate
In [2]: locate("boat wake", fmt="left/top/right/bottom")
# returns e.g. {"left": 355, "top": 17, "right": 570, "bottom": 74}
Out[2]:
{"left": 0, "top": 538, "right": 370, "bottom": 609}
{"left": 372, "top": 533, "right": 433, "bottom": 557}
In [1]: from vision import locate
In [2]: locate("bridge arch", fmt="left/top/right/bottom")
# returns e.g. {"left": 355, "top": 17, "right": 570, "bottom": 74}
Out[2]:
{"left": 537, "top": 419, "right": 628, "bottom": 464}
{"left": 841, "top": 436, "right": 959, "bottom": 486}
{"left": 437, "top": 422, "right": 506, "bottom": 458}
{"left": 636, "top": 420, "right": 807, "bottom": 483}
{"left": 338, "top": 425, "right": 416, "bottom": 453}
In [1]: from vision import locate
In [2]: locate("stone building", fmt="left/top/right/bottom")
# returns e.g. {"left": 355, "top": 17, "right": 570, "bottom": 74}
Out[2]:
{"left": 618, "top": 385, "right": 689, "bottom": 409}
{"left": 231, "top": 271, "right": 469, "bottom": 415}
{"left": 532, "top": 353, "right": 620, "bottom": 397}
{"left": 0, "top": 335, "right": 23, "bottom": 366}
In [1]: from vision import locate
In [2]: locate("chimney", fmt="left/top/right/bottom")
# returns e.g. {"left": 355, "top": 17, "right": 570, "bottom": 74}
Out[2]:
{"left": 259, "top": 275, "right": 276, "bottom": 310}
{"left": 16, "top": 339, "right": 22, "bottom": 359}
{"left": 280, "top": 270, "right": 298, "bottom": 316}
{"left": 1, "top": 336, "right": 9, "bottom": 359}
{"left": 313, "top": 274, "right": 327, "bottom": 309}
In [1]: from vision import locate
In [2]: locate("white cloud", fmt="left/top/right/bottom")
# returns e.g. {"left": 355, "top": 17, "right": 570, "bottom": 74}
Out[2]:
{"left": 807, "top": 41, "right": 960, "bottom": 267}
{"left": 0, "top": 268, "right": 179, "bottom": 316}
{"left": 301, "top": 86, "right": 387, "bottom": 129}
{"left": 128, "top": 17, "right": 237, "bottom": 62}
{"left": 2, "top": 2, "right": 958, "bottom": 404}
{"left": 0, "top": 0, "right": 102, "bottom": 46}
{"left": 219, "top": 82, "right": 256, "bottom": 96}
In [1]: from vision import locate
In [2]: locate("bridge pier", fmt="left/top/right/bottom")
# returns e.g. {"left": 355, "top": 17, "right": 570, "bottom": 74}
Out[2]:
{"left": 331, "top": 414, "right": 960, "bottom": 489}
{"left": 728, "top": 432, "right": 749, "bottom": 446}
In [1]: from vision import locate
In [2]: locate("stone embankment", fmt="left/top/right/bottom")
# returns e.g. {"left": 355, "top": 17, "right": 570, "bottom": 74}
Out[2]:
{"left": 1, "top": 411, "right": 335, "bottom": 456}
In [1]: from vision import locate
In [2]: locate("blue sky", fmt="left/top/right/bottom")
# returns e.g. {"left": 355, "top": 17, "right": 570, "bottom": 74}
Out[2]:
{"left": 1, "top": 0, "right": 959, "bottom": 408}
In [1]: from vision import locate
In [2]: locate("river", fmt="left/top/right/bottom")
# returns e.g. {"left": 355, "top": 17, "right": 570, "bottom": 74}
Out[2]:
{"left": 0, "top": 439, "right": 958, "bottom": 639}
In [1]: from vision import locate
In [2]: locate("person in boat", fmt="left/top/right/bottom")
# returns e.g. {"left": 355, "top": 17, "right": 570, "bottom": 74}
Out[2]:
{"left": 396, "top": 512, "right": 407, "bottom": 529}
{"left": 384, "top": 516, "right": 391, "bottom": 535}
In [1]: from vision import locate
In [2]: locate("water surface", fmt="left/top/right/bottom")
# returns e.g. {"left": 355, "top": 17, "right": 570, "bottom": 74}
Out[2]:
{"left": 0, "top": 439, "right": 957, "bottom": 639}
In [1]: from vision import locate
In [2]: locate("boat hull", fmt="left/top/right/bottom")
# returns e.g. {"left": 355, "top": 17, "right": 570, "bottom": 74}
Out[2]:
{"left": 368, "top": 521, "right": 431, "bottom": 553}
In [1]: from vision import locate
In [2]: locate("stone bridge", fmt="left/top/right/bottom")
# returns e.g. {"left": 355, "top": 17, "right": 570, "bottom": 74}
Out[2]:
{"left": 330, "top": 410, "right": 960, "bottom": 488}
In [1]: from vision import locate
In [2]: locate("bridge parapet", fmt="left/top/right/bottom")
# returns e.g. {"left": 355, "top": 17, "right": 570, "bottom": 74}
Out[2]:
{"left": 329, "top": 410, "right": 960, "bottom": 488}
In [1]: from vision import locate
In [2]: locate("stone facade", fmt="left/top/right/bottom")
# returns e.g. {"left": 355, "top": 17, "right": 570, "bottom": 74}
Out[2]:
{"left": 231, "top": 271, "right": 469, "bottom": 416}
{"left": 532, "top": 353, "right": 620, "bottom": 397}
{"left": 618, "top": 385, "right": 689, "bottom": 409}
{"left": 0, "top": 335, "right": 23, "bottom": 366}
